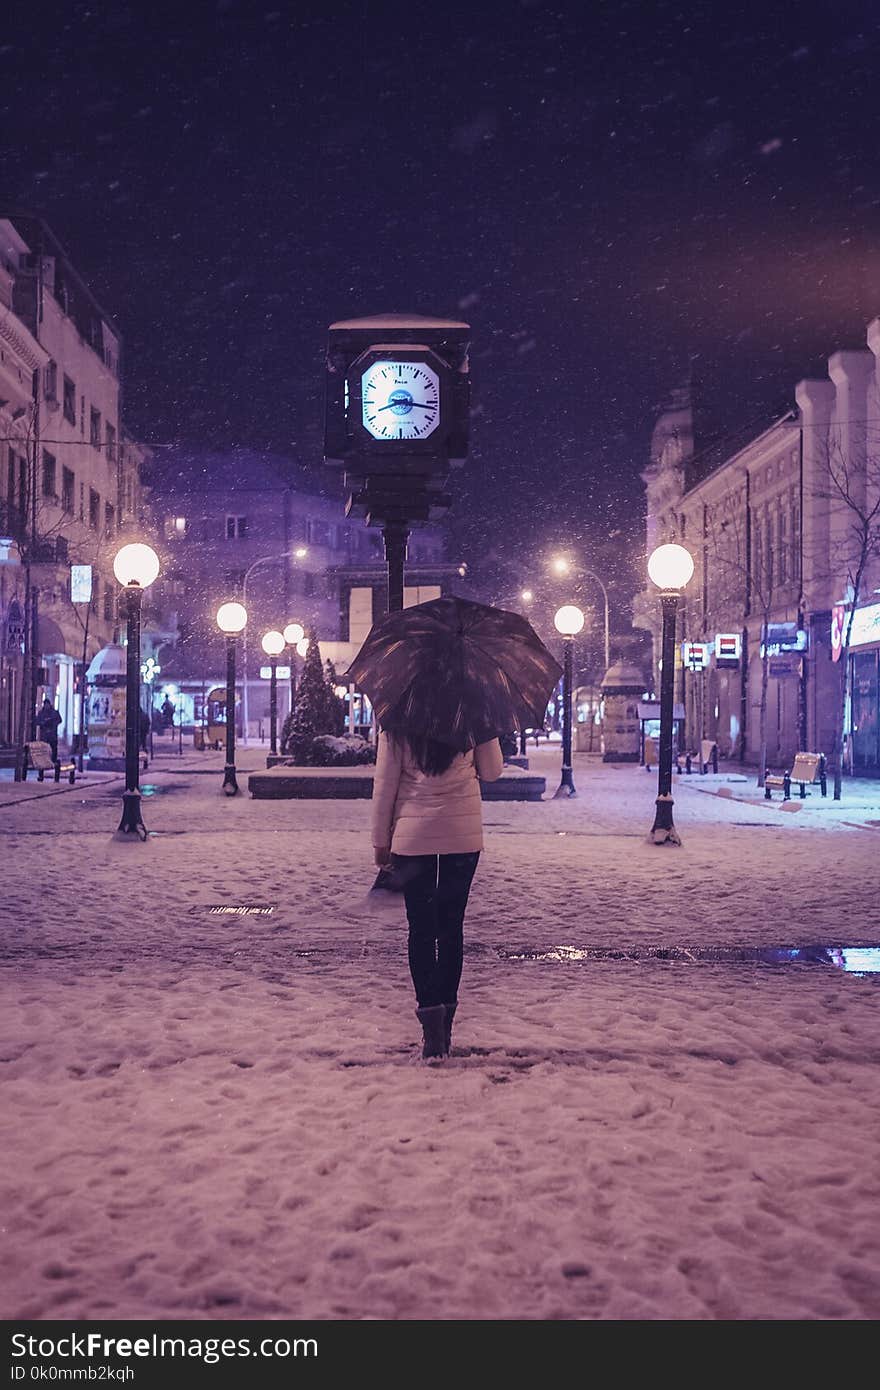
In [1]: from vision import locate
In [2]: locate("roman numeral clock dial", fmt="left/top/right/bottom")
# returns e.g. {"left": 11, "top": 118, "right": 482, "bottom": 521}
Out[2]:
{"left": 361, "top": 360, "right": 441, "bottom": 440}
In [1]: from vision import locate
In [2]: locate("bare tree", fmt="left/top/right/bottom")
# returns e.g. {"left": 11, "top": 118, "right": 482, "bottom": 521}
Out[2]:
{"left": 814, "top": 434, "right": 880, "bottom": 799}
{"left": 702, "top": 490, "right": 776, "bottom": 787}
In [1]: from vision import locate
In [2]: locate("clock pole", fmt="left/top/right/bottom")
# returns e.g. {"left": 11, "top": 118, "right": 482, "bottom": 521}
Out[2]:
{"left": 383, "top": 521, "right": 409, "bottom": 614}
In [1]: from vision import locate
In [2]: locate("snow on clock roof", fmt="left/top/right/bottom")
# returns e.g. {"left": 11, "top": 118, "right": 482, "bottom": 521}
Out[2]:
{"left": 329, "top": 314, "right": 469, "bottom": 330}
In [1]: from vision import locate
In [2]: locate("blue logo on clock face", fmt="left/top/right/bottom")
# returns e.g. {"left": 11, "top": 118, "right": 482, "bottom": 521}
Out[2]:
{"left": 388, "top": 389, "right": 413, "bottom": 416}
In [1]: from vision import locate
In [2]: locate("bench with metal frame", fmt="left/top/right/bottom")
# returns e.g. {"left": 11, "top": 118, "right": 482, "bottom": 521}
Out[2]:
{"left": 764, "top": 752, "right": 826, "bottom": 801}
{"left": 24, "top": 740, "right": 76, "bottom": 785}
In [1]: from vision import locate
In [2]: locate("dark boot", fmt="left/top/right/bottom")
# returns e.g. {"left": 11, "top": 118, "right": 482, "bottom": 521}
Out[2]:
{"left": 416, "top": 1005, "right": 446, "bottom": 1060}
{"left": 443, "top": 1002, "right": 457, "bottom": 1055}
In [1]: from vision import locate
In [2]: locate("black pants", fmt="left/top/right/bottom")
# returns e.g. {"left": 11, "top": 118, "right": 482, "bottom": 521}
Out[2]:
{"left": 394, "top": 852, "right": 480, "bottom": 1009}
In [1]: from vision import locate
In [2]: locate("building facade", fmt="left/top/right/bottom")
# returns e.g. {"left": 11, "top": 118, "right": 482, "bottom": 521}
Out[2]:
{"left": 148, "top": 449, "right": 458, "bottom": 736}
{"left": 636, "top": 323, "right": 880, "bottom": 775}
{"left": 0, "top": 215, "right": 152, "bottom": 757}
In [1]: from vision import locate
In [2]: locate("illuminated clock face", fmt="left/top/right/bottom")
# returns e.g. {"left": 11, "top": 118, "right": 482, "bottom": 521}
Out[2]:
{"left": 360, "top": 360, "right": 441, "bottom": 441}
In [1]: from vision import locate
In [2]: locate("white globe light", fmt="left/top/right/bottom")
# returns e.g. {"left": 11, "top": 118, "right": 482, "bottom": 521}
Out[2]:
{"left": 521, "top": 589, "right": 533, "bottom": 603}
{"left": 648, "top": 543, "right": 695, "bottom": 591}
{"left": 113, "top": 542, "right": 160, "bottom": 589}
{"left": 551, "top": 556, "right": 570, "bottom": 575}
{"left": 554, "top": 604, "right": 585, "bottom": 637}
{"left": 283, "top": 621, "right": 305, "bottom": 646}
{"left": 216, "top": 601, "right": 248, "bottom": 634}
{"left": 334, "top": 685, "right": 348, "bottom": 698}
{"left": 261, "top": 629, "right": 285, "bottom": 656}
{"left": 296, "top": 637, "right": 310, "bottom": 658}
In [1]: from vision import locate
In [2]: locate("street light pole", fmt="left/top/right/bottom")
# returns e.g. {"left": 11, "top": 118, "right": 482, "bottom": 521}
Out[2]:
{"left": 113, "top": 543, "right": 160, "bottom": 840}
{"left": 553, "top": 604, "right": 584, "bottom": 799}
{"left": 216, "top": 602, "right": 248, "bottom": 796}
{"left": 582, "top": 568, "right": 611, "bottom": 675}
{"left": 223, "top": 635, "right": 239, "bottom": 795}
{"left": 551, "top": 557, "right": 610, "bottom": 674}
{"left": 647, "top": 543, "right": 694, "bottom": 846}
{"left": 261, "top": 630, "right": 285, "bottom": 759}
{"left": 241, "top": 549, "right": 308, "bottom": 745}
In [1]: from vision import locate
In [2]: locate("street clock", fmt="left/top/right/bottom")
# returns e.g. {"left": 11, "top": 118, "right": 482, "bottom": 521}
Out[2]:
{"left": 325, "top": 315, "right": 470, "bottom": 469}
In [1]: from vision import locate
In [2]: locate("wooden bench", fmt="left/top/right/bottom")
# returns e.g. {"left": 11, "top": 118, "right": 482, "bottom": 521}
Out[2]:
{"left": 25, "top": 740, "right": 76, "bottom": 785}
{"left": 764, "top": 752, "right": 826, "bottom": 801}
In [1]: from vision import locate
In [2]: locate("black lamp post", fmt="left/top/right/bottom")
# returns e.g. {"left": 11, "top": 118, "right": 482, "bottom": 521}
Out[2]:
{"left": 113, "top": 543, "right": 160, "bottom": 839}
{"left": 262, "top": 629, "right": 285, "bottom": 759}
{"left": 216, "top": 602, "right": 248, "bottom": 796}
{"left": 283, "top": 621, "right": 305, "bottom": 728}
{"left": 647, "top": 543, "right": 694, "bottom": 846}
{"left": 553, "top": 604, "right": 585, "bottom": 799}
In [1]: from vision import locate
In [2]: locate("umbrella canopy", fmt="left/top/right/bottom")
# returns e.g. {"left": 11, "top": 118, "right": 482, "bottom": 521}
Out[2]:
{"left": 345, "top": 596, "right": 563, "bottom": 750}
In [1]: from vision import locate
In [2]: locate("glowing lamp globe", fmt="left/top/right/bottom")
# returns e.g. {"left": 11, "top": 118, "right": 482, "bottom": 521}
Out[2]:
{"left": 283, "top": 622, "right": 305, "bottom": 646}
{"left": 647, "top": 543, "right": 694, "bottom": 591}
{"left": 216, "top": 602, "right": 248, "bottom": 634}
{"left": 261, "top": 629, "right": 285, "bottom": 657}
{"left": 296, "top": 637, "right": 310, "bottom": 658}
{"left": 521, "top": 589, "right": 533, "bottom": 603}
{"left": 113, "top": 542, "right": 160, "bottom": 589}
{"left": 554, "top": 604, "right": 585, "bottom": 637}
{"left": 334, "top": 684, "right": 348, "bottom": 698}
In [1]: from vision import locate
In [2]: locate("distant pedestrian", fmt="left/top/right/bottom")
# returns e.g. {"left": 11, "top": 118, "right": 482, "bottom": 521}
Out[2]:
{"left": 139, "top": 708, "right": 151, "bottom": 753}
{"left": 36, "top": 698, "right": 62, "bottom": 760}
{"left": 160, "top": 695, "right": 175, "bottom": 730}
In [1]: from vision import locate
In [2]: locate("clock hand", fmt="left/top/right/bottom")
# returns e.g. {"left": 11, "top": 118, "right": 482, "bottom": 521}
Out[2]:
{"left": 376, "top": 400, "right": 437, "bottom": 411}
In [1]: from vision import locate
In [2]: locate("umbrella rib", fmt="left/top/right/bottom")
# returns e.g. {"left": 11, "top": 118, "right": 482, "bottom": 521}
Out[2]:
{"left": 460, "top": 633, "right": 558, "bottom": 722}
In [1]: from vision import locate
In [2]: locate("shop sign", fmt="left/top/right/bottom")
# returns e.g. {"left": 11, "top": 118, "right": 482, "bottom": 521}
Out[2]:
{"left": 833, "top": 601, "right": 880, "bottom": 658}
{"left": 714, "top": 632, "right": 741, "bottom": 666}
{"left": 762, "top": 622, "right": 808, "bottom": 656}
{"left": 5, "top": 597, "right": 25, "bottom": 649}
{"left": 769, "top": 655, "right": 802, "bottom": 679}
{"left": 831, "top": 604, "right": 845, "bottom": 661}
{"left": 260, "top": 666, "right": 291, "bottom": 679}
{"left": 681, "top": 641, "right": 710, "bottom": 671}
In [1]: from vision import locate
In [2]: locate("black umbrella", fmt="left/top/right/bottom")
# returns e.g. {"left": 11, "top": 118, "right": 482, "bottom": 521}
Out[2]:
{"left": 345, "top": 596, "right": 563, "bottom": 750}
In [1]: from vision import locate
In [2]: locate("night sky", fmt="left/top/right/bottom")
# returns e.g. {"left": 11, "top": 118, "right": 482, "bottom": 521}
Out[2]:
{"left": 4, "top": 0, "right": 880, "bottom": 619}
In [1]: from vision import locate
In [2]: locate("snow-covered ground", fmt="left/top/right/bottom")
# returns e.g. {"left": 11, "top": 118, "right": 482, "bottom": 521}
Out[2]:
{"left": 1, "top": 746, "right": 879, "bottom": 1321}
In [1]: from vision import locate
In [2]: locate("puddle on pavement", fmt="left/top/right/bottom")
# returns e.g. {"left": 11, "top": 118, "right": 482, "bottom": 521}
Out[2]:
{"left": 498, "top": 943, "right": 880, "bottom": 975}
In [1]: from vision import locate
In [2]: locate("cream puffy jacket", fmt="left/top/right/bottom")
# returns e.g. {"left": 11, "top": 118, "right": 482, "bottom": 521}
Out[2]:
{"left": 371, "top": 732, "right": 505, "bottom": 856}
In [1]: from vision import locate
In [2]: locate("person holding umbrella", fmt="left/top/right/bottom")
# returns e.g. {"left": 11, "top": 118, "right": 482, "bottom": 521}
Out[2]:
{"left": 347, "top": 596, "right": 561, "bottom": 1061}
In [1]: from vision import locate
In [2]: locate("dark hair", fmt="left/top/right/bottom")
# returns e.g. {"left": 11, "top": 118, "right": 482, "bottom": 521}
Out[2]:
{"left": 390, "top": 730, "right": 458, "bottom": 776}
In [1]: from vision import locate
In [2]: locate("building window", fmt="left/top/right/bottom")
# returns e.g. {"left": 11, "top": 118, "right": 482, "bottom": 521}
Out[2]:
{"left": 41, "top": 450, "right": 57, "bottom": 498}
{"left": 792, "top": 493, "right": 801, "bottom": 581}
{"left": 80, "top": 395, "right": 85, "bottom": 437}
{"left": 90, "top": 407, "right": 102, "bottom": 449}
{"left": 164, "top": 515, "right": 187, "bottom": 540}
{"left": 225, "top": 515, "right": 247, "bottom": 540}
{"left": 90, "top": 575, "right": 100, "bottom": 614}
{"left": 764, "top": 515, "right": 773, "bottom": 592}
{"left": 105, "top": 422, "right": 116, "bottom": 462}
{"left": 777, "top": 511, "right": 787, "bottom": 585}
{"left": 304, "top": 571, "right": 316, "bottom": 597}
{"left": 44, "top": 360, "right": 58, "bottom": 402}
{"left": 105, "top": 501, "right": 115, "bottom": 535}
{"left": 89, "top": 488, "right": 100, "bottom": 529}
{"left": 63, "top": 375, "right": 76, "bottom": 425}
{"left": 62, "top": 466, "right": 75, "bottom": 513}
{"left": 307, "top": 518, "right": 330, "bottom": 546}
{"left": 103, "top": 586, "right": 114, "bottom": 623}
